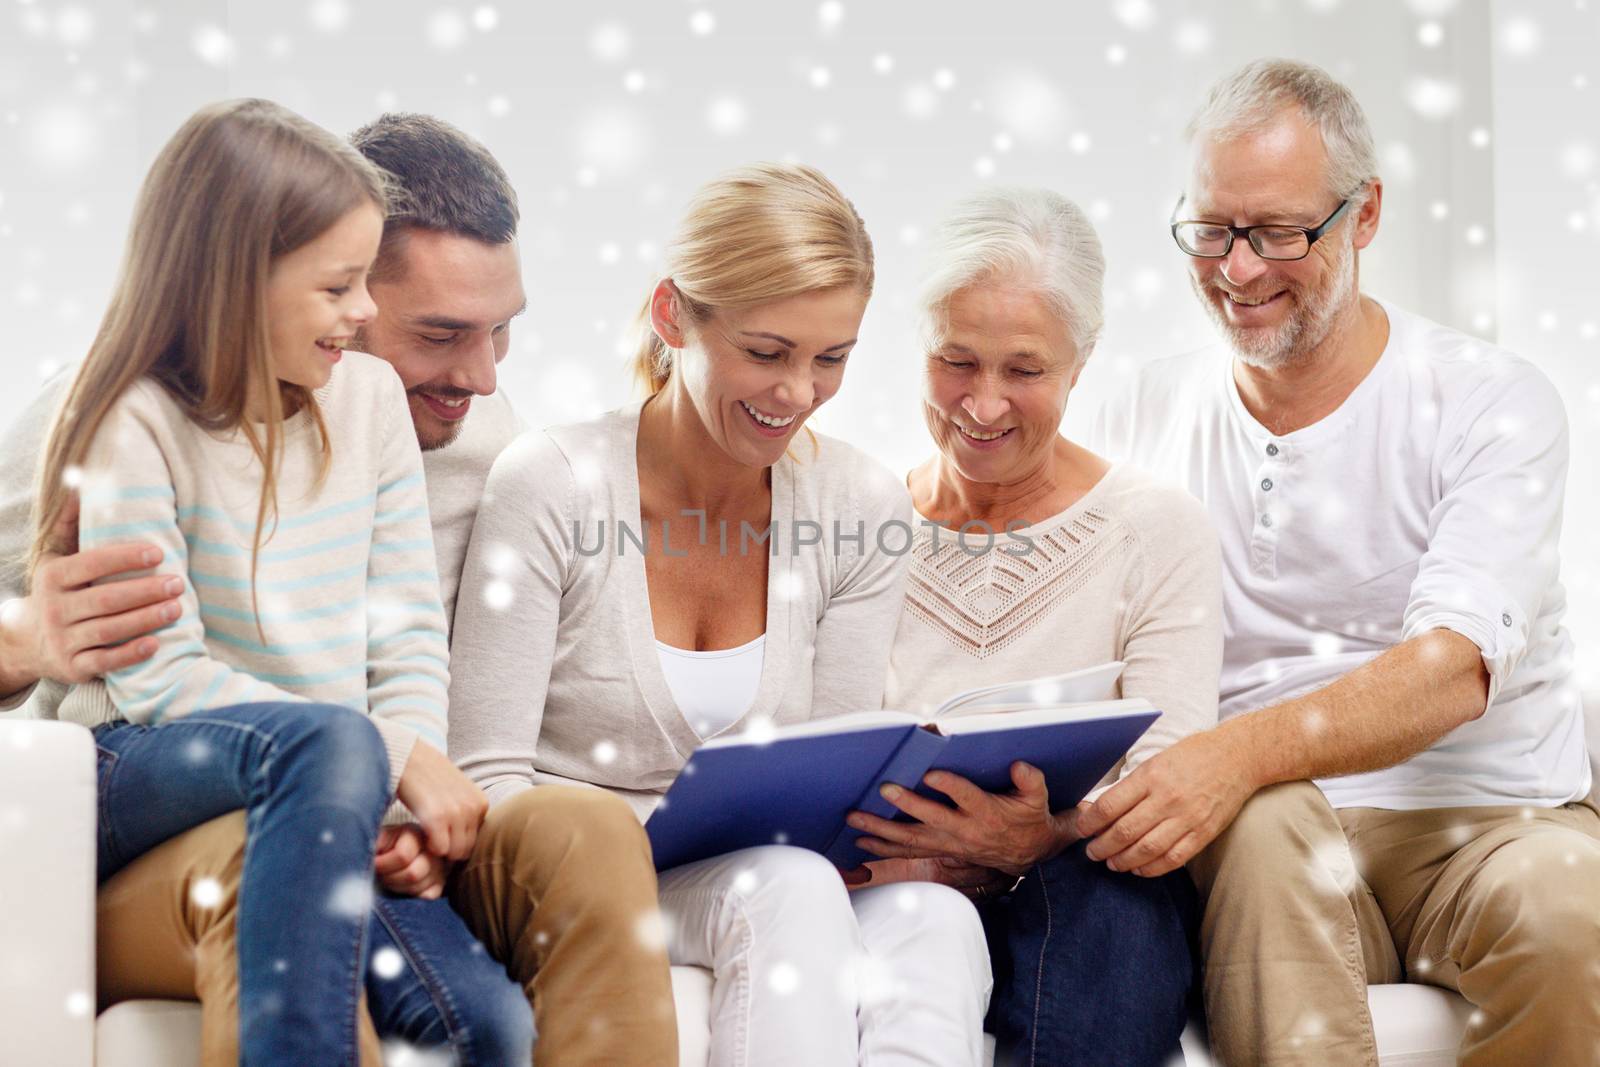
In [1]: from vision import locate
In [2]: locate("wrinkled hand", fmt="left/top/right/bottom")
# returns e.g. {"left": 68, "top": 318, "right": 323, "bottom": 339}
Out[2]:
{"left": 840, "top": 856, "right": 1014, "bottom": 901}
{"left": 1, "top": 493, "right": 178, "bottom": 692}
{"left": 375, "top": 824, "right": 452, "bottom": 899}
{"left": 395, "top": 742, "right": 488, "bottom": 863}
{"left": 1077, "top": 729, "right": 1258, "bottom": 877}
{"left": 844, "top": 762, "right": 1080, "bottom": 878}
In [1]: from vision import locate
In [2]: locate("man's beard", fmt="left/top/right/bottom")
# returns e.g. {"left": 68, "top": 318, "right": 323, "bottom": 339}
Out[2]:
{"left": 408, "top": 390, "right": 470, "bottom": 452}
{"left": 1194, "top": 236, "right": 1356, "bottom": 370}
{"left": 348, "top": 326, "right": 468, "bottom": 452}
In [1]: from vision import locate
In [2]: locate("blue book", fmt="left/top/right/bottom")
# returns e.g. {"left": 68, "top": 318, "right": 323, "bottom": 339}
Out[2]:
{"left": 644, "top": 662, "right": 1158, "bottom": 872}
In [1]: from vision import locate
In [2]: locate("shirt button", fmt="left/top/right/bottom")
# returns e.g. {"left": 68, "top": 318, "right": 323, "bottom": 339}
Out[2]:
{"left": 1502, "top": 612, "right": 1513, "bottom": 627}
{"left": 1261, "top": 478, "right": 1274, "bottom": 492}
{"left": 1266, "top": 443, "right": 1279, "bottom": 457}
{"left": 1260, "top": 514, "right": 1274, "bottom": 528}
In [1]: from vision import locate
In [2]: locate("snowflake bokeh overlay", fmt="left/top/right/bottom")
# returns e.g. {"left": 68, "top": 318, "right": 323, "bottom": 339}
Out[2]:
{"left": 0, "top": 0, "right": 1596, "bottom": 669}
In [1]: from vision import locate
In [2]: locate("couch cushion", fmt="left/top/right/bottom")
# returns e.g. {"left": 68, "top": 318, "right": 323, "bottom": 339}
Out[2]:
{"left": 671, "top": 965, "right": 713, "bottom": 1066}
{"left": 95, "top": 983, "right": 720, "bottom": 1067}
{"left": 91, "top": 980, "right": 1473, "bottom": 1066}
{"left": 1368, "top": 984, "right": 1475, "bottom": 1066}
{"left": 96, "top": 1001, "right": 201, "bottom": 1067}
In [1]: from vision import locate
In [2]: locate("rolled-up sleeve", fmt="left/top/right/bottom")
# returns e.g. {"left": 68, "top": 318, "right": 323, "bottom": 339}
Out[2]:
{"left": 1401, "top": 363, "right": 1568, "bottom": 708}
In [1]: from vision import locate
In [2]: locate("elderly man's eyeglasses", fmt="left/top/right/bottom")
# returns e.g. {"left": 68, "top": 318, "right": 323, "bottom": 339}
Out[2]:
{"left": 1170, "top": 198, "right": 1353, "bottom": 261}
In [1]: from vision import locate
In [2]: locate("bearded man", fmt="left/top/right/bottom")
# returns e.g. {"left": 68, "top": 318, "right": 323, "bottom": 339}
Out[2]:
{"left": 1088, "top": 59, "right": 1600, "bottom": 1067}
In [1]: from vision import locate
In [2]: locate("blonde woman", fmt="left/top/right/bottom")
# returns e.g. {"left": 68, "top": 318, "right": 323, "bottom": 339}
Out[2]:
{"left": 32, "top": 100, "right": 529, "bottom": 1064}
{"left": 448, "top": 163, "right": 991, "bottom": 1066}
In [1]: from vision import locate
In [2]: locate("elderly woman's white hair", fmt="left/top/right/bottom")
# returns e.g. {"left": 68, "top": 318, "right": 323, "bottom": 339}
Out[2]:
{"left": 917, "top": 187, "right": 1107, "bottom": 365}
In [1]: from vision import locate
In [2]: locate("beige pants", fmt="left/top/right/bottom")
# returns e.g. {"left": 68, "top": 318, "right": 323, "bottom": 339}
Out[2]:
{"left": 1188, "top": 780, "right": 1600, "bottom": 1067}
{"left": 97, "top": 786, "right": 679, "bottom": 1067}
{"left": 96, "top": 811, "right": 386, "bottom": 1066}
{"left": 450, "top": 786, "right": 680, "bottom": 1065}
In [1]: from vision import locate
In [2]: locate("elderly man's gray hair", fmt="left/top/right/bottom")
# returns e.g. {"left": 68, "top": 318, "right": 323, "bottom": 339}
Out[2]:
{"left": 1187, "top": 58, "right": 1378, "bottom": 204}
{"left": 918, "top": 187, "right": 1107, "bottom": 364}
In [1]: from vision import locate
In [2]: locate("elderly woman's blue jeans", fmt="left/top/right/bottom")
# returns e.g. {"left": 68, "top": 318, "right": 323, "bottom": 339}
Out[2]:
{"left": 979, "top": 840, "right": 1200, "bottom": 1067}
{"left": 93, "top": 701, "right": 531, "bottom": 1065}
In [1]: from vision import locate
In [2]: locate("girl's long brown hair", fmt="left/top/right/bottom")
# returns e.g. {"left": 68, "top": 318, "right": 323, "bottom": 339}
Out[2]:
{"left": 29, "top": 99, "right": 390, "bottom": 625}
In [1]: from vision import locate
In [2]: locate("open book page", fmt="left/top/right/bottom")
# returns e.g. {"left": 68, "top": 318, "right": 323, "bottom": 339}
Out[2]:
{"left": 931, "top": 697, "right": 1157, "bottom": 735}
{"left": 698, "top": 708, "right": 921, "bottom": 749}
{"left": 933, "top": 661, "right": 1126, "bottom": 717}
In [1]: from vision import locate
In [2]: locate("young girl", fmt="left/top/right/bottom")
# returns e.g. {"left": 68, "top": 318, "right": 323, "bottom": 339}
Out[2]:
{"left": 31, "top": 100, "right": 529, "bottom": 1065}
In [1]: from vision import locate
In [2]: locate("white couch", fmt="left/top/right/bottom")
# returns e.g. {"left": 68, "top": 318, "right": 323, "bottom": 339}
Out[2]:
{"left": 6, "top": 700, "right": 1597, "bottom": 1067}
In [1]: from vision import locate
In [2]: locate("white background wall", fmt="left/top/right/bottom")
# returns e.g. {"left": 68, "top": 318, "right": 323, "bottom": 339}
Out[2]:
{"left": 2, "top": 0, "right": 1595, "bottom": 676}
{"left": 1486, "top": 0, "right": 1600, "bottom": 688}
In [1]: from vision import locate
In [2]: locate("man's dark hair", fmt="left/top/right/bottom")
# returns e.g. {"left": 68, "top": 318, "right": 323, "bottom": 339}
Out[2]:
{"left": 349, "top": 112, "right": 519, "bottom": 280}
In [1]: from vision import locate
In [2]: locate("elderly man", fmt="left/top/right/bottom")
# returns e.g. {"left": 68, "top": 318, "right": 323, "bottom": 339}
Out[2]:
{"left": 0, "top": 113, "right": 677, "bottom": 1065}
{"left": 1088, "top": 59, "right": 1599, "bottom": 1066}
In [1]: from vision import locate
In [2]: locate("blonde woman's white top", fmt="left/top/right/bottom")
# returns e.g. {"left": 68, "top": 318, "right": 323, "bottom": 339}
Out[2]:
{"left": 447, "top": 402, "right": 913, "bottom": 820}
{"left": 656, "top": 634, "right": 766, "bottom": 740}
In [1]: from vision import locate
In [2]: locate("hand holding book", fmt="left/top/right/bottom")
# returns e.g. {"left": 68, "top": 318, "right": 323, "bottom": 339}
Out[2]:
{"left": 842, "top": 761, "right": 1088, "bottom": 881}
{"left": 644, "top": 661, "right": 1156, "bottom": 872}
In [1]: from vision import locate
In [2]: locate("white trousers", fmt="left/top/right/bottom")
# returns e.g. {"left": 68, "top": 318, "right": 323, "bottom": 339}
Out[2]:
{"left": 657, "top": 845, "right": 992, "bottom": 1067}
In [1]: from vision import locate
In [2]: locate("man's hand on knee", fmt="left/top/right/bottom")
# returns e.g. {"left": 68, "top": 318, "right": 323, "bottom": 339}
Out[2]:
{"left": 1077, "top": 729, "right": 1260, "bottom": 877}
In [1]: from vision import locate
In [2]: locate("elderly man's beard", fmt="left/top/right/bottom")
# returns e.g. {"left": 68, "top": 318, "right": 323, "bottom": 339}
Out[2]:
{"left": 1192, "top": 236, "right": 1357, "bottom": 370}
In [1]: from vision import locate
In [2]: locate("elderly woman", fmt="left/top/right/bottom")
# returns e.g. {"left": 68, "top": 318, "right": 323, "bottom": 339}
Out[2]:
{"left": 844, "top": 188, "right": 1223, "bottom": 1066}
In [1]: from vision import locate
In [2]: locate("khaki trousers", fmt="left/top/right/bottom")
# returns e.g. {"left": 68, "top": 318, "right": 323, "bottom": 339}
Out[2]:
{"left": 96, "top": 811, "right": 385, "bottom": 1066}
{"left": 1188, "top": 780, "right": 1600, "bottom": 1067}
{"left": 450, "top": 786, "right": 680, "bottom": 1066}
{"left": 97, "top": 786, "right": 679, "bottom": 1067}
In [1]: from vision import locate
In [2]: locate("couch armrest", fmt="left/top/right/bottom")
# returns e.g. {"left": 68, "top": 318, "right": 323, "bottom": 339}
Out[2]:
{"left": 0, "top": 719, "right": 96, "bottom": 1065}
